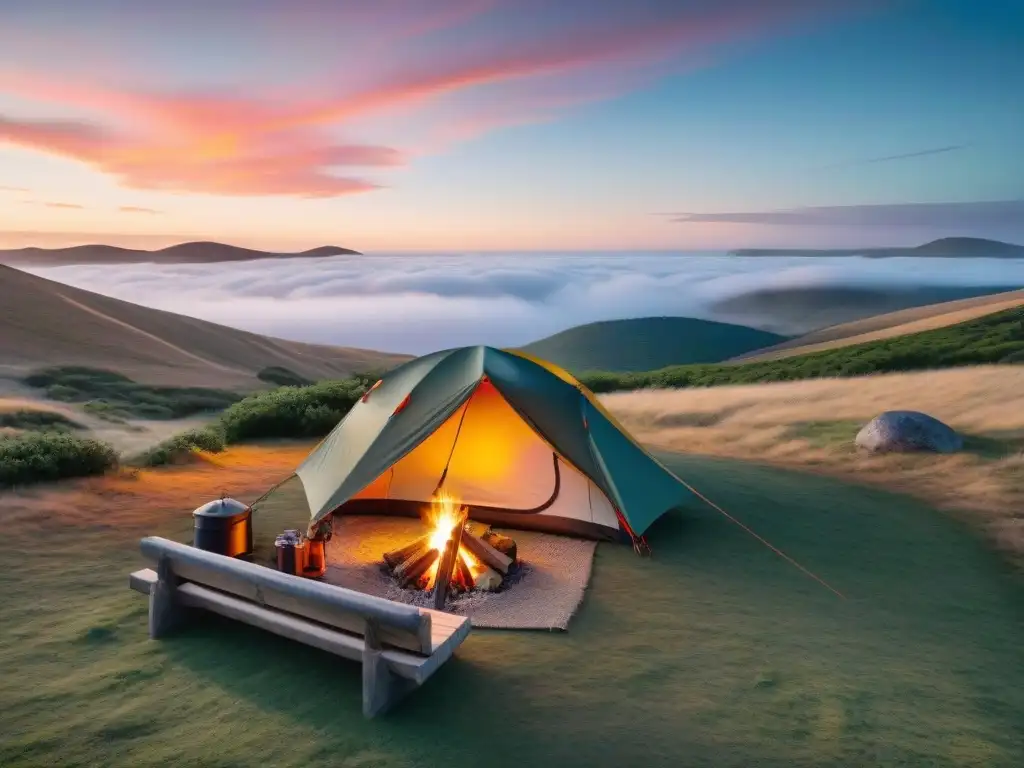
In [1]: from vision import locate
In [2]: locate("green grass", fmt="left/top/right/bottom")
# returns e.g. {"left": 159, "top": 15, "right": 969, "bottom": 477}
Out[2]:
{"left": 579, "top": 306, "right": 1024, "bottom": 392}
{"left": 0, "top": 431, "right": 119, "bottom": 488}
{"left": 1, "top": 451, "right": 1022, "bottom": 767}
{"left": 0, "top": 409, "right": 84, "bottom": 432}
{"left": 23, "top": 366, "right": 243, "bottom": 420}
{"left": 520, "top": 317, "right": 788, "bottom": 374}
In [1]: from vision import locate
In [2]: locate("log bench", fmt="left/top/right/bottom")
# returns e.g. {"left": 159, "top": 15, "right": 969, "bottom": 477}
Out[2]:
{"left": 127, "top": 536, "right": 472, "bottom": 718}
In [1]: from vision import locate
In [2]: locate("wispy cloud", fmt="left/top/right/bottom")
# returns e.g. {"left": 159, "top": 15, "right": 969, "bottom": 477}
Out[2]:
{"left": 0, "top": 185, "right": 29, "bottom": 193}
{"left": 666, "top": 200, "right": 1024, "bottom": 228}
{"left": 818, "top": 144, "right": 970, "bottom": 170}
{"left": 42, "top": 201, "right": 85, "bottom": 210}
{"left": 0, "top": 1, "right": 854, "bottom": 198}
{"left": 118, "top": 205, "right": 162, "bottom": 214}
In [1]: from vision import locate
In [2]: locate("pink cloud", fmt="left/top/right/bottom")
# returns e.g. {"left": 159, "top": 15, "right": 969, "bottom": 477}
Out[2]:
{"left": 119, "top": 206, "right": 162, "bottom": 214}
{"left": 0, "top": 1, "right": 848, "bottom": 198}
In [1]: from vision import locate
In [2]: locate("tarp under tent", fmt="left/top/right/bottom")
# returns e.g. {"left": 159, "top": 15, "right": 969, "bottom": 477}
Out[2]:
{"left": 295, "top": 346, "right": 693, "bottom": 543}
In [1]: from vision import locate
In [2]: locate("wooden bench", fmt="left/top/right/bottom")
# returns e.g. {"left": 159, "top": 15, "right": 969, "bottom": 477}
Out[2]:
{"left": 128, "top": 536, "right": 472, "bottom": 718}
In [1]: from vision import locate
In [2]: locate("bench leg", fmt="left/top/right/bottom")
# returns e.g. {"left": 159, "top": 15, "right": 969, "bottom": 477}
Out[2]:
{"left": 362, "top": 649, "right": 417, "bottom": 718}
{"left": 149, "top": 556, "right": 188, "bottom": 639}
{"left": 362, "top": 618, "right": 417, "bottom": 718}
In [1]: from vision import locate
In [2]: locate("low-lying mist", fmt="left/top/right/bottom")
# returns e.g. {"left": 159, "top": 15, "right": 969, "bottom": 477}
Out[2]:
{"left": 23, "top": 252, "right": 1024, "bottom": 354}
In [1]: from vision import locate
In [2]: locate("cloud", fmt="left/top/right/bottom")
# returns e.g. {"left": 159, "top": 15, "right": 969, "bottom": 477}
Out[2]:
{"left": 818, "top": 144, "right": 970, "bottom": 170}
{"left": 0, "top": 1, "right": 852, "bottom": 198}
{"left": 0, "top": 185, "right": 29, "bottom": 193}
{"left": 42, "top": 201, "right": 85, "bottom": 209}
{"left": 22, "top": 250, "right": 1024, "bottom": 355}
{"left": 118, "top": 205, "right": 161, "bottom": 214}
{"left": 667, "top": 200, "right": 1024, "bottom": 228}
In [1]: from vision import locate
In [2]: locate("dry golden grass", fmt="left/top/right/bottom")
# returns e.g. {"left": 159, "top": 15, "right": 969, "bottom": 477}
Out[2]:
{"left": 0, "top": 263, "right": 408, "bottom": 389}
{"left": 603, "top": 365, "right": 1024, "bottom": 560}
{"left": 735, "top": 289, "right": 1024, "bottom": 362}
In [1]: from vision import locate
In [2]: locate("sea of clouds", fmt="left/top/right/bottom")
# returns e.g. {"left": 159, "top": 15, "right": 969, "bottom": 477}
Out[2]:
{"left": 24, "top": 252, "right": 1024, "bottom": 354}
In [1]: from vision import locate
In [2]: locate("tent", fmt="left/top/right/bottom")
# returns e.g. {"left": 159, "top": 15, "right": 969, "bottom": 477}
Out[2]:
{"left": 296, "top": 346, "right": 693, "bottom": 543}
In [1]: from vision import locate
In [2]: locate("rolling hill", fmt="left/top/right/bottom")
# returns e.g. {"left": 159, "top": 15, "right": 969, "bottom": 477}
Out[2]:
{"left": 0, "top": 264, "right": 408, "bottom": 390}
{"left": 518, "top": 317, "right": 788, "bottom": 374}
{"left": 732, "top": 288, "right": 1024, "bottom": 363}
{"left": 711, "top": 284, "right": 1023, "bottom": 335}
{"left": 729, "top": 236, "right": 1024, "bottom": 258}
{"left": 579, "top": 305, "right": 1024, "bottom": 393}
{"left": 0, "top": 241, "right": 360, "bottom": 266}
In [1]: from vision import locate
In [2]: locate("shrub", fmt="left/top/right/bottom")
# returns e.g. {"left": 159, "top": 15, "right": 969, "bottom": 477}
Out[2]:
{"left": 0, "top": 410, "right": 83, "bottom": 432}
{"left": 134, "top": 426, "right": 227, "bottom": 467}
{"left": 217, "top": 379, "right": 368, "bottom": 443}
{"left": 256, "top": 366, "right": 314, "bottom": 387}
{"left": 22, "top": 366, "right": 243, "bottom": 419}
{"left": 0, "top": 432, "right": 118, "bottom": 488}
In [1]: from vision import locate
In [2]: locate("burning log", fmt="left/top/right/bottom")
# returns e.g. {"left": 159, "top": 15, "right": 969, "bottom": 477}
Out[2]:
{"left": 455, "top": 555, "right": 475, "bottom": 590}
{"left": 461, "top": 530, "right": 512, "bottom": 575}
{"left": 383, "top": 534, "right": 431, "bottom": 569}
{"left": 395, "top": 548, "right": 439, "bottom": 587}
{"left": 431, "top": 509, "right": 467, "bottom": 610}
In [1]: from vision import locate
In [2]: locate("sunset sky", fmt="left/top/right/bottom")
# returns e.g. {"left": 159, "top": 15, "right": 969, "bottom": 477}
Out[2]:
{"left": 1, "top": 0, "right": 1022, "bottom": 252}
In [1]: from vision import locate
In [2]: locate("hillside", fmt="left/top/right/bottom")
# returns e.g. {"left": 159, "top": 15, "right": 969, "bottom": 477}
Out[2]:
{"left": 711, "top": 284, "right": 1021, "bottom": 335}
{"left": 0, "top": 241, "right": 360, "bottom": 266}
{"left": 578, "top": 305, "right": 1024, "bottom": 392}
{"left": 730, "top": 236, "right": 1024, "bottom": 258}
{"left": 518, "top": 317, "right": 787, "bottom": 373}
{"left": 733, "top": 288, "right": 1024, "bottom": 363}
{"left": 0, "top": 264, "right": 408, "bottom": 390}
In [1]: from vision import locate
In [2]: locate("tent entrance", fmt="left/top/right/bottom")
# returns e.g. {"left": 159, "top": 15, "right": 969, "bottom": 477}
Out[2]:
{"left": 339, "top": 378, "right": 622, "bottom": 539}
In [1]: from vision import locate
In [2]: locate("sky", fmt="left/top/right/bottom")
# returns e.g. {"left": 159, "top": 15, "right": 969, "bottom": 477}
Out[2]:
{"left": 1, "top": 0, "right": 1023, "bottom": 252}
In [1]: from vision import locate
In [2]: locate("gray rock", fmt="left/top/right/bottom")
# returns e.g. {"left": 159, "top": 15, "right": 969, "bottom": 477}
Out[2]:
{"left": 855, "top": 410, "right": 963, "bottom": 454}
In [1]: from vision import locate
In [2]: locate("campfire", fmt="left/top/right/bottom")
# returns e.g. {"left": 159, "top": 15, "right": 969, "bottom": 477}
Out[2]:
{"left": 383, "top": 492, "right": 518, "bottom": 609}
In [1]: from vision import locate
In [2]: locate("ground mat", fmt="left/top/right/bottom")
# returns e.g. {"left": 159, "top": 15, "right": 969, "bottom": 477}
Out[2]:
{"left": 324, "top": 515, "right": 597, "bottom": 630}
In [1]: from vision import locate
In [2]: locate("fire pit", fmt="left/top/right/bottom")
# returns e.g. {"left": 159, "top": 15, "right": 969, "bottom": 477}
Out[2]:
{"left": 382, "top": 492, "right": 519, "bottom": 609}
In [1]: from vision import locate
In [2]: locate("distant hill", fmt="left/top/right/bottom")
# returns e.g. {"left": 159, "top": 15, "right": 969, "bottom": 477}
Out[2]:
{"left": 711, "top": 284, "right": 1023, "bottom": 335}
{"left": 0, "top": 241, "right": 360, "bottom": 266}
{"left": 518, "top": 317, "right": 788, "bottom": 374}
{"left": 0, "top": 264, "right": 408, "bottom": 390}
{"left": 729, "top": 237, "right": 1024, "bottom": 259}
{"left": 732, "top": 288, "right": 1024, "bottom": 363}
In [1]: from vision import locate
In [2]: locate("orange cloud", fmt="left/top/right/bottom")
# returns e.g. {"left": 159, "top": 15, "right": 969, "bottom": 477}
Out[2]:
{"left": 119, "top": 206, "right": 161, "bottom": 214}
{"left": 43, "top": 202, "right": 85, "bottom": 209}
{"left": 0, "top": 1, "right": 842, "bottom": 198}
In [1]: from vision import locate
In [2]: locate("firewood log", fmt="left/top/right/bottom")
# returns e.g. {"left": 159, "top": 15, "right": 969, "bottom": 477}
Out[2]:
{"left": 461, "top": 531, "right": 512, "bottom": 575}
{"left": 397, "top": 548, "right": 438, "bottom": 587}
{"left": 455, "top": 555, "right": 475, "bottom": 589}
{"left": 383, "top": 534, "right": 431, "bottom": 569}
{"left": 431, "top": 514, "right": 466, "bottom": 609}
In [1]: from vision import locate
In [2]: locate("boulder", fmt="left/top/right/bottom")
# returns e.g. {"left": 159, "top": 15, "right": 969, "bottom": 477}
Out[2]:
{"left": 855, "top": 410, "right": 963, "bottom": 454}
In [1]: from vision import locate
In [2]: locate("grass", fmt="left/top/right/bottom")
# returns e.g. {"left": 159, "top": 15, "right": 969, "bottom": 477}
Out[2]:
{"left": 23, "top": 366, "right": 243, "bottom": 420}
{"left": 603, "top": 365, "right": 1024, "bottom": 563}
{"left": 0, "top": 431, "right": 119, "bottom": 488}
{"left": 519, "top": 317, "right": 787, "bottom": 374}
{"left": 579, "top": 306, "right": 1024, "bottom": 393}
{"left": 1, "top": 443, "right": 1022, "bottom": 767}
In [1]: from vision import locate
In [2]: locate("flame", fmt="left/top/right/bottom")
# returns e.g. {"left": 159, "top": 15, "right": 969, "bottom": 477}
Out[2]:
{"left": 420, "top": 491, "right": 482, "bottom": 590}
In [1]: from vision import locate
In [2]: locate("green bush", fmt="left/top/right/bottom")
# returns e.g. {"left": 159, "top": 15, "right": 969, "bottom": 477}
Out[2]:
{"left": 217, "top": 379, "right": 368, "bottom": 443}
{"left": 22, "top": 366, "right": 243, "bottom": 419}
{"left": 256, "top": 366, "right": 314, "bottom": 387}
{"left": 0, "top": 410, "right": 83, "bottom": 432}
{"left": 134, "top": 426, "right": 227, "bottom": 467}
{"left": 578, "top": 306, "right": 1024, "bottom": 393}
{"left": 0, "top": 432, "right": 118, "bottom": 488}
